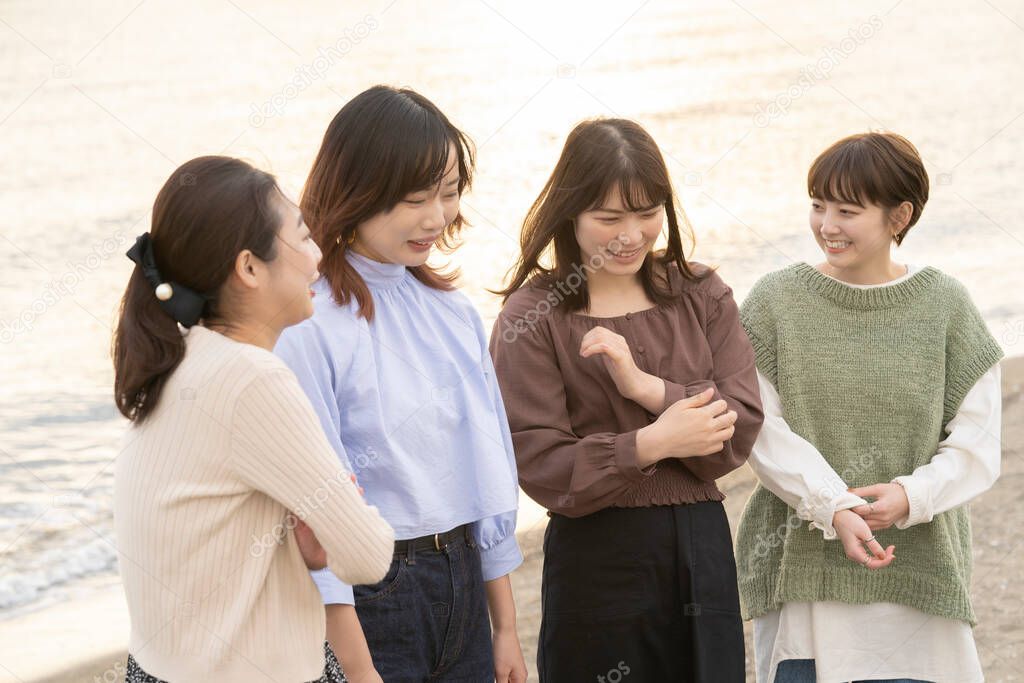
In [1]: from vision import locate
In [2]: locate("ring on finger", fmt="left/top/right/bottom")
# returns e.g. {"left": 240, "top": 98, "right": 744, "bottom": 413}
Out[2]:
{"left": 864, "top": 536, "right": 877, "bottom": 544}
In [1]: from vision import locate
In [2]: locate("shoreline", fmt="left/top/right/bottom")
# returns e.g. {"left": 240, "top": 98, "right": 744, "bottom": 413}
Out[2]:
{"left": 3, "top": 354, "right": 1021, "bottom": 683}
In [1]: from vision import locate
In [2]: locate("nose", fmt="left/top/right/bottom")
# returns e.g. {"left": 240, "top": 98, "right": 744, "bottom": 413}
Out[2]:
{"left": 621, "top": 217, "right": 645, "bottom": 247}
{"left": 424, "top": 194, "right": 447, "bottom": 232}
{"left": 819, "top": 208, "right": 842, "bottom": 236}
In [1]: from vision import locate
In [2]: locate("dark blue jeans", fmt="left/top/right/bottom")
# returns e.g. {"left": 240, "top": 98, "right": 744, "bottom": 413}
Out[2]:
{"left": 353, "top": 530, "right": 493, "bottom": 682}
{"left": 775, "top": 658, "right": 931, "bottom": 683}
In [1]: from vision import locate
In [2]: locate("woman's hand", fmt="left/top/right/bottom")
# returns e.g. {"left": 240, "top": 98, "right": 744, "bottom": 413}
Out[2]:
{"left": 290, "top": 514, "right": 328, "bottom": 570}
{"left": 485, "top": 575, "right": 527, "bottom": 682}
{"left": 849, "top": 483, "right": 910, "bottom": 531}
{"left": 579, "top": 326, "right": 664, "bottom": 412}
{"left": 832, "top": 509, "right": 896, "bottom": 569}
{"left": 325, "top": 604, "right": 382, "bottom": 683}
{"left": 636, "top": 388, "right": 736, "bottom": 467}
{"left": 492, "top": 626, "right": 528, "bottom": 682}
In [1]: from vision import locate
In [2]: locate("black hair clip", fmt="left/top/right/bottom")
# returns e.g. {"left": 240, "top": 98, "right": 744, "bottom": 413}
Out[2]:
{"left": 126, "top": 233, "right": 209, "bottom": 328}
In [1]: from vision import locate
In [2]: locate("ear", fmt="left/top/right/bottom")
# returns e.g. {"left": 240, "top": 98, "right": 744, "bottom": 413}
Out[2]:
{"left": 233, "top": 249, "right": 260, "bottom": 290}
{"left": 890, "top": 201, "right": 913, "bottom": 234}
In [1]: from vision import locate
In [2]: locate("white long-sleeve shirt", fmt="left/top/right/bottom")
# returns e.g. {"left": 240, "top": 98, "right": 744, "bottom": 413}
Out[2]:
{"left": 748, "top": 265, "right": 1003, "bottom": 683}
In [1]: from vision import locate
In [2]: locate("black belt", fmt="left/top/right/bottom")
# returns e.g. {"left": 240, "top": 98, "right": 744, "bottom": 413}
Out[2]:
{"left": 394, "top": 523, "right": 472, "bottom": 555}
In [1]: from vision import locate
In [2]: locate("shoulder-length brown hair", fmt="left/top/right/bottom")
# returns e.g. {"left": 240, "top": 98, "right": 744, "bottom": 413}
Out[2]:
{"left": 113, "top": 156, "right": 282, "bottom": 423}
{"left": 301, "top": 85, "right": 475, "bottom": 320}
{"left": 497, "top": 117, "right": 705, "bottom": 310}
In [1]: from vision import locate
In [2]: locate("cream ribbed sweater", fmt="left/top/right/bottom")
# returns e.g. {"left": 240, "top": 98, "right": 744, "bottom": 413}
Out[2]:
{"left": 114, "top": 325, "right": 395, "bottom": 683}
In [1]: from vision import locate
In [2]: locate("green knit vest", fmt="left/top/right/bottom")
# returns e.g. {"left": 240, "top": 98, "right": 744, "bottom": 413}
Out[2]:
{"left": 735, "top": 263, "right": 1003, "bottom": 625}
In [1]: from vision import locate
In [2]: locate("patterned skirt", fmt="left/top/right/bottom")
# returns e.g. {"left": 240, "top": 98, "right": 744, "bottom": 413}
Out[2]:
{"left": 125, "top": 641, "right": 347, "bottom": 682}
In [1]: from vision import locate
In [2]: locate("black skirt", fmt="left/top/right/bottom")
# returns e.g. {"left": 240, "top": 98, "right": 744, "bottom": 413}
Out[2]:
{"left": 125, "top": 641, "right": 346, "bottom": 682}
{"left": 538, "top": 501, "right": 745, "bottom": 683}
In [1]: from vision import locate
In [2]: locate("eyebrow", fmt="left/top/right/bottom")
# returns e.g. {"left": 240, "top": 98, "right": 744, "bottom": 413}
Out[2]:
{"left": 591, "top": 203, "right": 661, "bottom": 214}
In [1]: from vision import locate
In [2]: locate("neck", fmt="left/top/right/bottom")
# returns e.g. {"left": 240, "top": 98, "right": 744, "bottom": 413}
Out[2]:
{"left": 819, "top": 256, "right": 907, "bottom": 286}
{"left": 586, "top": 267, "right": 637, "bottom": 298}
{"left": 350, "top": 241, "right": 391, "bottom": 264}
{"left": 202, "top": 317, "right": 281, "bottom": 352}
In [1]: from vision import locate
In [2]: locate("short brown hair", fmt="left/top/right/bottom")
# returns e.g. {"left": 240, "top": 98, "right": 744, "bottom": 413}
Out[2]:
{"left": 808, "top": 132, "right": 929, "bottom": 245}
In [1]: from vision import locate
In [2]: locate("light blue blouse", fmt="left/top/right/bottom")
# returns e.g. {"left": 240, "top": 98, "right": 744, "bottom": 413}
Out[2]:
{"left": 274, "top": 250, "right": 522, "bottom": 605}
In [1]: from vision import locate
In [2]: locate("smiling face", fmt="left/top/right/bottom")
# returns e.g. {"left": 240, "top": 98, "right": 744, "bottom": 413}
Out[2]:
{"left": 350, "top": 143, "right": 461, "bottom": 267}
{"left": 575, "top": 186, "right": 664, "bottom": 278}
{"left": 806, "top": 196, "right": 897, "bottom": 268}
{"left": 267, "top": 192, "right": 322, "bottom": 325}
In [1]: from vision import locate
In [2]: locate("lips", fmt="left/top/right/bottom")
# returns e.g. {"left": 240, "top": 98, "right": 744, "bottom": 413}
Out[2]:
{"left": 408, "top": 235, "right": 441, "bottom": 252}
{"left": 610, "top": 244, "right": 645, "bottom": 262}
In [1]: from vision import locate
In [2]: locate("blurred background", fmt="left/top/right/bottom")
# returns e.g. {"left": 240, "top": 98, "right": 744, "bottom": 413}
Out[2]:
{"left": 2, "top": 0, "right": 1022, "bottom": 680}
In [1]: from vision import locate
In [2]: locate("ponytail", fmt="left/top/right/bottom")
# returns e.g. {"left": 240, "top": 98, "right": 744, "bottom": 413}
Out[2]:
{"left": 112, "top": 156, "right": 282, "bottom": 422}
{"left": 112, "top": 268, "right": 187, "bottom": 422}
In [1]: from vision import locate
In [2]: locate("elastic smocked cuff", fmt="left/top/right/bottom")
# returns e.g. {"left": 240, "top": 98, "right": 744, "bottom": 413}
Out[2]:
{"left": 615, "top": 430, "right": 655, "bottom": 481}
{"left": 310, "top": 567, "right": 355, "bottom": 606}
{"left": 661, "top": 380, "right": 690, "bottom": 413}
{"left": 478, "top": 532, "right": 524, "bottom": 581}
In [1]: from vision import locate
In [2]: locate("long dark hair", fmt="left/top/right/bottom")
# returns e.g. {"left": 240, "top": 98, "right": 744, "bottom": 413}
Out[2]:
{"left": 497, "top": 118, "right": 705, "bottom": 310}
{"left": 301, "top": 85, "right": 475, "bottom": 321}
{"left": 113, "top": 156, "right": 282, "bottom": 423}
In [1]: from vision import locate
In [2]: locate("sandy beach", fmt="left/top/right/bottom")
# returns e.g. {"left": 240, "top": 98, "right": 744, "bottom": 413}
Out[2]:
{"left": 0, "top": 354, "right": 1018, "bottom": 682}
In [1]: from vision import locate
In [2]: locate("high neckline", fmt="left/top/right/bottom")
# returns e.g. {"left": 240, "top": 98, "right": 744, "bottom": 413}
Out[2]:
{"left": 792, "top": 262, "right": 939, "bottom": 310}
{"left": 346, "top": 250, "right": 408, "bottom": 289}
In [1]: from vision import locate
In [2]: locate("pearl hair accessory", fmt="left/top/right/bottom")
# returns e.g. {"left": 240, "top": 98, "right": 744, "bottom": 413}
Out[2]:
{"left": 126, "top": 233, "right": 209, "bottom": 328}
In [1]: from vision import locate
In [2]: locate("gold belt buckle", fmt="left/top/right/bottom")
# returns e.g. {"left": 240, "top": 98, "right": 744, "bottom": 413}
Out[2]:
{"left": 433, "top": 532, "right": 443, "bottom": 551}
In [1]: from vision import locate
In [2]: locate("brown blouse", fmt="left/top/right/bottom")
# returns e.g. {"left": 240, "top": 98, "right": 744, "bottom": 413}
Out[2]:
{"left": 489, "top": 264, "right": 763, "bottom": 518}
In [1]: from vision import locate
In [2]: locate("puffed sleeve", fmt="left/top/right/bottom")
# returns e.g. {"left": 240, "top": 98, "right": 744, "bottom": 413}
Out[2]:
{"left": 274, "top": 320, "right": 360, "bottom": 605}
{"left": 490, "top": 290, "right": 654, "bottom": 518}
{"left": 665, "top": 276, "right": 764, "bottom": 481}
{"left": 472, "top": 306, "right": 523, "bottom": 579}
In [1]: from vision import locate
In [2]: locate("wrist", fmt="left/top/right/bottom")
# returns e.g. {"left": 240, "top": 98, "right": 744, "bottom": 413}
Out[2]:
{"left": 831, "top": 507, "right": 855, "bottom": 528}
{"left": 623, "top": 370, "right": 662, "bottom": 406}
{"left": 636, "top": 423, "right": 668, "bottom": 467}
{"left": 491, "top": 621, "right": 518, "bottom": 635}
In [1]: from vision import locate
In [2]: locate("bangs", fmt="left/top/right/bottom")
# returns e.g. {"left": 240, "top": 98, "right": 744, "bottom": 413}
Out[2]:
{"left": 808, "top": 140, "right": 886, "bottom": 207}
{"left": 589, "top": 159, "right": 670, "bottom": 212}
{"left": 392, "top": 113, "right": 458, "bottom": 197}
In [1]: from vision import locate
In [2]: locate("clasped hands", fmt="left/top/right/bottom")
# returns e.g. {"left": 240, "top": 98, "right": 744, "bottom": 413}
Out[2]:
{"left": 833, "top": 483, "right": 910, "bottom": 571}
{"left": 579, "top": 325, "right": 737, "bottom": 468}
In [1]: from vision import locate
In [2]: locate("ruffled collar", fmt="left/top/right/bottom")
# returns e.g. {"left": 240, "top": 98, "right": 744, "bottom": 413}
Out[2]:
{"left": 346, "top": 250, "right": 407, "bottom": 290}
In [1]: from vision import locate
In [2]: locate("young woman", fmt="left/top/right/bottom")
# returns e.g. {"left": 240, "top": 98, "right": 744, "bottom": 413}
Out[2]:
{"left": 112, "top": 156, "right": 395, "bottom": 683}
{"left": 489, "top": 118, "right": 764, "bottom": 682}
{"left": 735, "top": 132, "right": 1003, "bottom": 683}
{"left": 273, "top": 86, "right": 527, "bottom": 683}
